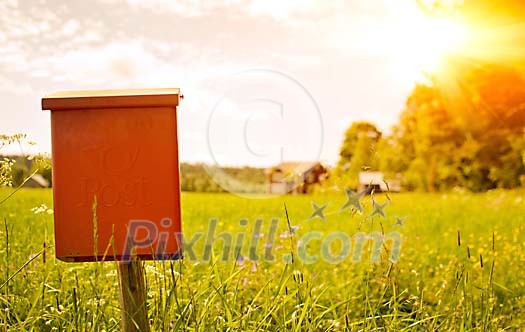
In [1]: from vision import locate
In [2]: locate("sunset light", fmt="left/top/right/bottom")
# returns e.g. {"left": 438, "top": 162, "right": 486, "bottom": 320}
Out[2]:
{"left": 411, "top": 17, "right": 468, "bottom": 72}
{"left": 388, "top": 13, "right": 470, "bottom": 81}
{"left": 1, "top": 1, "right": 525, "bottom": 329}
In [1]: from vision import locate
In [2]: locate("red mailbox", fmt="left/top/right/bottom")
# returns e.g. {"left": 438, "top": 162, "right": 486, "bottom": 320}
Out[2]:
{"left": 42, "top": 89, "right": 182, "bottom": 262}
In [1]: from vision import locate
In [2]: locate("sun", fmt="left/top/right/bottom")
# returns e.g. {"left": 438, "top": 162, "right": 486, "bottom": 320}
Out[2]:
{"left": 387, "top": 10, "right": 470, "bottom": 83}
{"left": 408, "top": 17, "right": 469, "bottom": 74}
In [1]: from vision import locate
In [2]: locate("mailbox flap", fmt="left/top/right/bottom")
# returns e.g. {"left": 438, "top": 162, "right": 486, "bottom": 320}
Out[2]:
{"left": 42, "top": 88, "right": 180, "bottom": 111}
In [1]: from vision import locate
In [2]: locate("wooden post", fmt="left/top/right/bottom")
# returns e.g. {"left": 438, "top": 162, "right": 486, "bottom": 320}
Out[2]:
{"left": 117, "top": 260, "right": 150, "bottom": 332}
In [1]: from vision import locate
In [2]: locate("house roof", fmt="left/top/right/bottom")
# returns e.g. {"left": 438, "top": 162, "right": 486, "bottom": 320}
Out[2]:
{"left": 28, "top": 174, "right": 50, "bottom": 187}
{"left": 269, "top": 161, "right": 323, "bottom": 176}
{"left": 358, "top": 171, "right": 384, "bottom": 184}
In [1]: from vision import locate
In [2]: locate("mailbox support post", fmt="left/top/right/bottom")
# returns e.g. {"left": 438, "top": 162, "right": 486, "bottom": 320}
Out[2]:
{"left": 117, "top": 259, "right": 150, "bottom": 332}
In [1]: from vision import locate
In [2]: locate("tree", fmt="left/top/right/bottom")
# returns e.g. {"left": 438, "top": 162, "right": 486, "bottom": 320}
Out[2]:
{"left": 337, "top": 122, "right": 382, "bottom": 168}
{"left": 382, "top": 62, "right": 525, "bottom": 191}
{"left": 384, "top": 84, "right": 465, "bottom": 191}
{"left": 334, "top": 122, "right": 382, "bottom": 188}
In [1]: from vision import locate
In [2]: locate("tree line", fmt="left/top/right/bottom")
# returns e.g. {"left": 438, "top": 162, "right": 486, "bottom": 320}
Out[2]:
{"left": 333, "top": 63, "right": 525, "bottom": 192}
{"left": 0, "top": 157, "right": 267, "bottom": 193}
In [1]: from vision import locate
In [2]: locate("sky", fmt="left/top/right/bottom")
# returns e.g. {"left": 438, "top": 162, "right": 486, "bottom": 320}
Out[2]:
{"left": 0, "top": 0, "right": 429, "bottom": 167}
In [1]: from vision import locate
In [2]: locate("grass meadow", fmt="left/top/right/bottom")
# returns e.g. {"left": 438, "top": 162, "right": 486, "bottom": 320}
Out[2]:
{"left": 0, "top": 188, "right": 524, "bottom": 331}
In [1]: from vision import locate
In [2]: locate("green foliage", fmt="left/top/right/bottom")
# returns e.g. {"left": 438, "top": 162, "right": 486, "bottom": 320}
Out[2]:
{"left": 0, "top": 158, "right": 15, "bottom": 187}
{"left": 0, "top": 134, "right": 51, "bottom": 188}
{"left": 337, "top": 122, "right": 382, "bottom": 169}
{"left": 180, "top": 163, "right": 266, "bottom": 193}
{"left": 330, "top": 122, "right": 382, "bottom": 189}
{"left": 180, "top": 163, "right": 223, "bottom": 192}
{"left": 384, "top": 84, "right": 466, "bottom": 191}
{"left": 377, "top": 62, "right": 525, "bottom": 192}
{"left": 0, "top": 134, "right": 29, "bottom": 187}
{"left": 0, "top": 134, "right": 28, "bottom": 150}
{"left": 10, "top": 157, "right": 30, "bottom": 188}
{"left": 0, "top": 155, "right": 52, "bottom": 188}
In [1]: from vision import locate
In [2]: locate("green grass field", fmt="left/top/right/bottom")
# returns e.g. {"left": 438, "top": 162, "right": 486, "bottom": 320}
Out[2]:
{"left": 0, "top": 188, "right": 524, "bottom": 331}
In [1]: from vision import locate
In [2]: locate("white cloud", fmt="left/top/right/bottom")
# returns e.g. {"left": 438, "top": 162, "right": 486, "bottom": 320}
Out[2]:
{"left": 61, "top": 19, "right": 80, "bottom": 36}
{"left": 125, "top": 0, "right": 243, "bottom": 16}
{"left": 247, "top": 0, "right": 316, "bottom": 19}
{"left": 0, "top": 77, "right": 34, "bottom": 95}
{"left": 22, "top": 41, "right": 176, "bottom": 86}
{"left": 124, "top": 0, "right": 330, "bottom": 20}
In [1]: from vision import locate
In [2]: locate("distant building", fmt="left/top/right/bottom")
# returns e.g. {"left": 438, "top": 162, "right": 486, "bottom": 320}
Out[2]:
{"left": 23, "top": 174, "right": 50, "bottom": 188}
{"left": 266, "top": 161, "right": 328, "bottom": 194}
{"left": 358, "top": 171, "right": 401, "bottom": 192}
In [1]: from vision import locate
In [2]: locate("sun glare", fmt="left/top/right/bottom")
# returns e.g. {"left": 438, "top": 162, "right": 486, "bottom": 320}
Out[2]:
{"left": 414, "top": 17, "right": 468, "bottom": 72}
{"left": 388, "top": 9, "right": 470, "bottom": 83}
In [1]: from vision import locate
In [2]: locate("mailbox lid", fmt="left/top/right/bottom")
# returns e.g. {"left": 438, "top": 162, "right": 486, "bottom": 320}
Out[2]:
{"left": 42, "top": 88, "right": 180, "bottom": 111}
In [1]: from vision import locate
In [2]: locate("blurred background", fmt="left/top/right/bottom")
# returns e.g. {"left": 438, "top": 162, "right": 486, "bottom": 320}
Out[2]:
{"left": 1, "top": 0, "right": 524, "bottom": 193}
